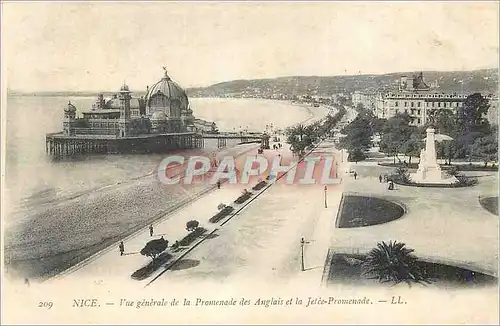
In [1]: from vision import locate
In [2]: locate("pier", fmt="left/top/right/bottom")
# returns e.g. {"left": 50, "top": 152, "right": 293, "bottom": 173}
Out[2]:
{"left": 45, "top": 131, "right": 266, "bottom": 158}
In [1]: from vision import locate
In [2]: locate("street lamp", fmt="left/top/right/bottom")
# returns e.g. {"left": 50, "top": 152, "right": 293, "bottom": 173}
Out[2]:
{"left": 300, "top": 237, "right": 310, "bottom": 271}
{"left": 324, "top": 186, "right": 328, "bottom": 208}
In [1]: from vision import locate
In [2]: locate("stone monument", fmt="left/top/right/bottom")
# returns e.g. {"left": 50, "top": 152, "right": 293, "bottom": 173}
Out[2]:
{"left": 411, "top": 128, "right": 458, "bottom": 184}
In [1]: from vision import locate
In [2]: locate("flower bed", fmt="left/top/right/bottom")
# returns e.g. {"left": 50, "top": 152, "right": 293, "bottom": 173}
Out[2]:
{"left": 234, "top": 191, "right": 253, "bottom": 204}
{"left": 326, "top": 253, "right": 497, "bottom": 288}
{"left": 209, "top": 206, "right": 234, "bottom": 223}
{"left": 479, "top": 197, "right": 498, "bottom": 215}
{"left": 178, "top": 227, "right": 207, "bottom": 247}
{"left": 252, "top": 181, "right": 268, "bottom": 191}
{"left": 337, "top": 195, "right": 405, "bottom": 228}
{"left": 390, "top": 174, "right": 478, "bottom": 188}
{"left": 131, "top": 252, "right": 172, "bottom": 281}
{"left": 378, "top": 162, "right": 498, "bottom": 172}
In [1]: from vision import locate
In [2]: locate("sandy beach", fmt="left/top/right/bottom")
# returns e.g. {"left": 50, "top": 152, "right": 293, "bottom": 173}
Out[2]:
{"left": 4, "top": 97, "right": 330, "bottom": 281}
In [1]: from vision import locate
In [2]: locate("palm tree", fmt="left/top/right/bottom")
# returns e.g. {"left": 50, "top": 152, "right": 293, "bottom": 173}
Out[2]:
{"left": 361, "top": 241, "right": 430, "bottom": 286}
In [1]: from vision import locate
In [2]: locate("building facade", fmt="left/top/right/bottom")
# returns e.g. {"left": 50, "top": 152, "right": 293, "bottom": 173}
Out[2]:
{"left": 373, "top": 72, "right": 498, "bottom": 126}
{"left": 66, "top": 68, "right": 217, "bottom": 137}
{"left": 352, "top": 91, "right": 378, "bottom": 112}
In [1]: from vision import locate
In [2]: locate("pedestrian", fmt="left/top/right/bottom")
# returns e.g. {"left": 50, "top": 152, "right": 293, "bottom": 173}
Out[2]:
{"left": 353, "top": 172, "right": 357, "bottom": 180}
{"left": 217, "top": 180, "right": 221, "bottom": 189}
{"left": 379, "top": 175, "right": 382, "bottom": 183}
{"left": 24, "top": 278, "right": 30, "bottom": 287}
{"left": 119, "top": 241, "right": 124, "bottom": 256}
{"left": 149, "top": 224, "right": 154, "bottom": 237}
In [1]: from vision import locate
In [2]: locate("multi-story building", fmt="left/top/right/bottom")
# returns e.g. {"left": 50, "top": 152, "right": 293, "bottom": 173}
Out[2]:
{"left": 375, "top": 72, "right": 469, "bottom": 126}
{"left": 352, "top": 91, "right": 378, "bottom": 112}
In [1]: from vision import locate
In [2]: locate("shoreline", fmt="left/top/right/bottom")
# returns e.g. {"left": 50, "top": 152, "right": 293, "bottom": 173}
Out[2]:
{"left": 4, "top": 99, "right": 328, "bottom": 281}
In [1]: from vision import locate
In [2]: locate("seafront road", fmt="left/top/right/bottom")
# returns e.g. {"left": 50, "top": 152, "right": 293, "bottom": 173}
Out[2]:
{"left": 47, "top": 139, "right": 346, "bottom": 290}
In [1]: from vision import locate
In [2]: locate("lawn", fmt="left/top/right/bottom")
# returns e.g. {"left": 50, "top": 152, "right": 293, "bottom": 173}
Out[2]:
{"left": 480, "top": 197, "right": 498, "bottom": 216}
{"left": 337, "top": 195, "right": 405, "bottom": 228}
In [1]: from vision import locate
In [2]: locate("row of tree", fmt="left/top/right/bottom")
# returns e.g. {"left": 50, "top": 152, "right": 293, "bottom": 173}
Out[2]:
{"left": 339, "top": 93, "right": 497, "bottom": 165}
{"left": 285, "top": 106, "right": 347, "bottom": 155}
{"left": 338, "top": 103, "right": 385, "bottom": 162}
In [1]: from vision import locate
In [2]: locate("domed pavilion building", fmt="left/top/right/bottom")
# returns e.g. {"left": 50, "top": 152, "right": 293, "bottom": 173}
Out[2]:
{"left": 144, "top": 68, "right": 197, "bottom": 133}
{"left": 46, "top": 68, "right": 218, "bottom": 157}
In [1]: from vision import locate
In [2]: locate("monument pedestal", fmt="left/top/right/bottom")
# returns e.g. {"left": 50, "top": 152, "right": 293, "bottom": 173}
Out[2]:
{"left": 410, "top": 128, "right": 458, "bottom": 185}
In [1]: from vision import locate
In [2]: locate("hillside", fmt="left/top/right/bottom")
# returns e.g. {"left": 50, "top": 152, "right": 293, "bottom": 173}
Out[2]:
{"left": 7, "top": 68, "right": 497, "bottom": 98}
{"left": 186, "top": 69, "right": 498, "bottom": 98}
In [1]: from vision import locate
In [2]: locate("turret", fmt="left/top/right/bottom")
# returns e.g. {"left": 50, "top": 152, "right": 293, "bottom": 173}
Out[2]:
{"left": 96, "top": 94, "right": 105, "bottom": 110}
{"left": 118, "top": 83, "right": 132, "bottom": 137}
{"left": 63, "top": 101, "right": 77, "bottom": 136}
{"left": 399, "top": 76, "right": 408, "bottom": 91}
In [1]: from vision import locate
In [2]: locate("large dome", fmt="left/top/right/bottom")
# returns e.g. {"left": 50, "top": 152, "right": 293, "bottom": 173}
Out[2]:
{"left": 145, "top": 69, "right": 189, "bottom": 114}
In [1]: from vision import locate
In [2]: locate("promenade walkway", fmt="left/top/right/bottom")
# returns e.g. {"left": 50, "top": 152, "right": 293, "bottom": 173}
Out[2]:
{"left": 43, "top": 138, "right": 346, "bottom": 290}
{"left": 148, "top": 139, "right": 346, "bottom": 289}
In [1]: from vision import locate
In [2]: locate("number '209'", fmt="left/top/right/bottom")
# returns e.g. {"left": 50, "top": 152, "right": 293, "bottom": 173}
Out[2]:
{"left": 38, "top": 301, "right": 53, "bottom": 309}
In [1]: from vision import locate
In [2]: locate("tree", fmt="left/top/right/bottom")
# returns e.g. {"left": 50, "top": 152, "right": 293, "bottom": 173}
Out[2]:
{"left": 286, "top": 122, "right": 321, "bottom": 155}
{"left": 430, "top": 109, "right": 456, "bottom": 137}
{"left": 339, "top": 114, "right": 373, "bottom": 151}
{"left": 371, "top": 118, "right": 387, "bottom": 136}
{"left": 140, "top": 238, "right": 169, "bottom": 261}
{"left": 186, "top": 220, "right": 200, "bottom": 232}
{"left": 348, "top": 148, "right": 366, "bottom": 163}
{"left": 456, "top": 93, "right": 492, "bottom": 161}
{"left": 362, "top": 241, "right": 429, "bottom": 286}
{"left": 379, "top": 113, "right": 415, "bottom": 163}
{"left": 456, "top": 93, "right": 490, "bottom": 133}
{"left": 400, "top": 130, "right": 423, "bottom": 166}
{"left": 472, "top": 127, "right": 498, "bottom": 164}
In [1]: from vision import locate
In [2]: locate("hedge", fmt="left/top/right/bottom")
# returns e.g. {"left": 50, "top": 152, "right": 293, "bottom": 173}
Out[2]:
{"left": 131, "top": 252, "right": 172, "bottom": 280}
{"left": 178, "top": 227, "right": 207, "bottom": 247}
{"left": 234, "top": 191, "right": 253, "bottom": 204}
{"left": 378, "top": 162, "right": 498, "bottom": 172}
{"left": 252, "top": 181, "right": 268, "bottom": 191}
{"left": 209, "top": 206, "right": 234, "bottom": 223}
{"left": 390, "top": 175, "right": 478, "bottom": 188}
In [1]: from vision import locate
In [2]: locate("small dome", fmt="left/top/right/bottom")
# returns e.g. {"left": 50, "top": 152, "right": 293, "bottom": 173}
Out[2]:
{"left": 64, "top": 101, "right": 76, "bottom": 112}
{"left": 120, "top": 84, "right": 130, "bottom": 92}
{"left": 150, "top": 111, "right": 168, "bottom": 121}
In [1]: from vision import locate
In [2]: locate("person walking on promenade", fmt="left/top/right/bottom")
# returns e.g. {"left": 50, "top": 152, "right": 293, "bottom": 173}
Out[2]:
{"left": 353, "top": 171, "right": 358, "bottom": 180}
{"left": 149, "top": 224, "right": 154, "bottom": 237}
{"left": 119, "top": 241, "right": 124, "bottom": 256}
{"left": 217, "top": 180, "right": 221, "bottom": 189}
{"left": 379, "top": 174, "right": 382, "bottom": 183}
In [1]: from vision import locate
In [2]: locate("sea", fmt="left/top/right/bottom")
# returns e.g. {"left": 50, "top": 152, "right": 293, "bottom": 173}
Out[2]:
{"left": 4, "top": 95, "right": 329, "bottom": 279}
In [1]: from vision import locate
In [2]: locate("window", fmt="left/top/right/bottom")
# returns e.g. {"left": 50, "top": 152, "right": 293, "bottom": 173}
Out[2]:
{"left": 404, "top": 102, "right": 407, "bottom": 107}
{"left": 418, "top": 102, "right": 421, "bottom": 107}
{"left": 443, "top": 102, "right": 447, "bottom": 108}
{"left": 418, "top": 118, "right": 421, "bottom": 124}
{"left": 405, "top": 109, "right": 408, "bottom": 114}
{"left": 418, "top": 110, "right": 421, "bottom": 115}
{"left": 438, "top": 102, "right": 441, "bottom": 107}
{"left": 395, "top": 101, "right": 399, "bottom": 107}
{"left": 411, "top": 102, "right": 414, "bottom": 107}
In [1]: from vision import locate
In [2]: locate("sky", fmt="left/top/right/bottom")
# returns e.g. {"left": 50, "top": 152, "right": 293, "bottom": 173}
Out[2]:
{"left": 2, "top": 1, "right": 499, "bottom": 92}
